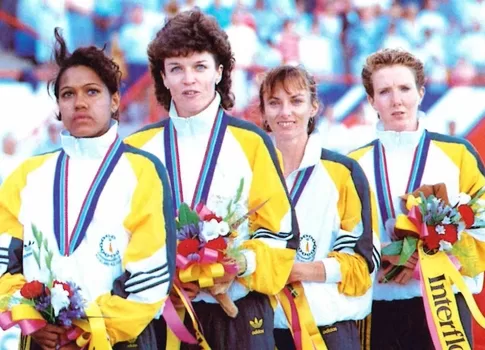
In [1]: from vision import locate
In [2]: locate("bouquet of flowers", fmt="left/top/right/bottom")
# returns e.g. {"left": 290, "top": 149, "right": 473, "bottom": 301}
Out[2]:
{"left": 175, "top": 179, "right": 261, "bottom": 318}
{"left": 0, "top": 225, "right": 90, "bottom": 347}
{"left": 382, "top": 183, "right": 485, "bottom": 282}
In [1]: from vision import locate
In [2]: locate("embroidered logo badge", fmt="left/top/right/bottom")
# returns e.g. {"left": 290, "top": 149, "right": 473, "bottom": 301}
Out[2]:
{"left": 297, "top": 234, "right": 317, "bottom": 262}
{"left": 250, "top": 317, "right": 264, "bottom": 335}
{"left": 96, "top": 234, "right": 121, "bottom": 266}
{"left": 126, "top": 337, "right": 138, "bottom": 348}
{"left": 23, "top": 240, "right": 35, "bottom": 259}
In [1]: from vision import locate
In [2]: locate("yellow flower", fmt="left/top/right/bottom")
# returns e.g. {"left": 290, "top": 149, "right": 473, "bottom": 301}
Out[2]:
{"left": 406, "top": 195, "right": 422, "bottom": 210}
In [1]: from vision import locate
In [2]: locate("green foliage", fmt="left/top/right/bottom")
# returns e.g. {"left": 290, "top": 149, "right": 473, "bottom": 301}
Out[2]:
{"left": 398, "top": 236, "right": 418, "bottom": 266}
{"left": 177, "top": 203, "right": 200, "bottom": 229}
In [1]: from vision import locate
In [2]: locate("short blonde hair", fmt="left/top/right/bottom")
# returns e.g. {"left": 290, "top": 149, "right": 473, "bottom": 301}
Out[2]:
{"left": 361, "top": 48, "right": 425, "bottom": 98}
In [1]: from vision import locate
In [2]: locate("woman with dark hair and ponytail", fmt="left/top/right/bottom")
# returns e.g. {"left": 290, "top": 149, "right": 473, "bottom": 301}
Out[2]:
{"left": 0, "top": 28, "right": 175, "bottom": 349}
{"left": 259, "top": 65, "right": 379, "bottom": 350}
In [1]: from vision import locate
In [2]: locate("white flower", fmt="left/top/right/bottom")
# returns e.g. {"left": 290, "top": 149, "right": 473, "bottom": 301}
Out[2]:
{"left": 441, "top": 217, "right": 451, "bottom": 225}
{"left": 200, "top": 219, "right": 230, "bottom": 242}
{"left": 456, "top": 193, "right": 471, "bottom": 206}
{"left": 50, "top": 283, "right": 70, "bottom": 317}
{"left": 435, "top": 225, "right": 446, "bottom": 235}
{"left": 439, "top": 240, "right": 453, "bottom": 252}
{"left": 216, "top": 221, "right": 230, "bottom": 237}
{"left": 201, "top": 219, "right": 220, "bottom": 242}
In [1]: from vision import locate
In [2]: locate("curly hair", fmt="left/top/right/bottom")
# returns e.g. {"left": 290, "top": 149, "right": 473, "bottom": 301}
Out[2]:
{"left": 361, "top": 48, "right": 426, "bottom": 98}
{"left": 48, "top": 28, "right": 122, "bottom": 120}
{"left": 147, "top": 10, "right": 235, "bottom": 111}
{"left": 259, "top": 65, "right": 320, "bottom": 135}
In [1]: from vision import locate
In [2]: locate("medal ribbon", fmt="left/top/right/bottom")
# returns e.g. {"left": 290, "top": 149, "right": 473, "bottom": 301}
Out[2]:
{"left": 164, "top": 109, "right": 227, "bottom": 213}
{"left": 53, "top": 137, "right": 124, "bottom": 256}
{"left": 374, "top": 132, "right": 430, "bottom": 228}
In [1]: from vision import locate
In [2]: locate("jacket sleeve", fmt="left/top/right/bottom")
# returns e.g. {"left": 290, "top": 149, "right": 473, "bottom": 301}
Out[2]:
{"left": 239, "top": 136, "right": 298, "bottom": 296}
{"left": 95, "top": 151, "right": 176, "bottom": 345}
{"left": 0, "top": 159, "right": 45, "bottom": 299}
{"left": 456, "top": 141, "right": 485, "bottom": 277}
{"left": 326, "top": 160, "right": 380, "bottom": 297}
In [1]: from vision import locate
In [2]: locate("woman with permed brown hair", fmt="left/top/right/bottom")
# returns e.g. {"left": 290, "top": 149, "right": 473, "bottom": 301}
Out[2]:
{"left": 125, "top": 9, "right": 299, "bottom": 350}
{"left": 349, "top": 48, "right": 485, "bottom": 349}
{"left": 0, "top": 28, "right": 176, "bottom": 350}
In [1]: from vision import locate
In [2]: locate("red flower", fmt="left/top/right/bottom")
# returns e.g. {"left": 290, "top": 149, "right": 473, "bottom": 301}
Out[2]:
{"left": 195, "top": 203, "right": 222, "bottom": 222}
{"left": 205, "top": 236, "right": 227, "bottom": 260}
{"left": 177, "top": 238, "right": 200, "bottom": 257}
{"left": 203, "top": 213, "right": 223, "bottom": 223}
{"left": 458, "top": 205, "right": 475, "bottom": 228}
{"left": 424, "top": 224, "right": 458, "bottom": 251}
{"left": 53, "top": 280, "right": 73, "bottom": 297}
{"left": 20, "top": 280, "right": 45, "bottom": 299}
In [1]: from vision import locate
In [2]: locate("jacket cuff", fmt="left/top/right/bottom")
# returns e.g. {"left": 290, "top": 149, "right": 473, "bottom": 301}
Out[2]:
{"left": 322, "top": 257, "right": 342, "bottom": 283}
{"left": 238, "top": 249, "right": 256, "bottom": 277}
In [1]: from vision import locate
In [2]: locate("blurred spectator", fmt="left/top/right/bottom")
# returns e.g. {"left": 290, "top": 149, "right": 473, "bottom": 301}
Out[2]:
{"left": 252, "top": 0, "right": 281, "bottom": 42}
{"left": 276, "top": 19, "right": 300, "bottom": 65}
{"left": 0, "top": 133, "right": 23, "bottom": 183}
{"left": 299, "top": 18, "right": 333, "bottom": 75}
{"left": 117, "top": 4, "right": 154, "bottom": 89}
{"left": 346, "top": 5, "right": 385, "bottom": 75}
{"left": 35, "top": 122, "right": 61, "bottom": 154}
{"left": 15, "top": 0, "right": 38, "bottom": 62}
{"left": 293, "top": 1, "right": 312, "bottom": 36}
{"left": 460, "top": 0, "right": 485, "bottom": 30}
{"left": 316, "top": 3, "right": 345, "bottom": 74}
{"left": 254, "top": 39, "right": 283, "bottom": 68}
{"left": 206, "top": 0, "right": 233, "bottom": 29}
{"left": 425, "top": 55, "right": 448, "bottom": 85}
{"left": 447, "top": 120, "right": 457, "bottom": 136}
{"left": 179, "top": 0, "right": 198, "bottom": 12}
{"left": 266, "top": 0, "right": 297, "bottom": 18}
{"left": 416, "top": 0, "right": 447, "bottom": 36}
{"left": 66, "top": 0, "right": 94, "bottom": 48}
{"left": 93, "top": 0, "right": 122, "bottom": 47}
{"left": 450, "top": 57, "right": 477, "bottom": 86}
{"left": 381, "top": 22, "right": 412, "bottom": 51}
{"left": 456, "top": 22, "right": 485, "bottom": 72}
{"left": 415, "top": 28, "right": 445, "bottom": 69}
{"left": 226, "top": 9, "right": 259, "bottom": 110}
{"left": 35, "top": 0, "right": 71, "bottom": 64}
{"left": 397, "top": 3, "right": 421, "bottom": 46}
{"left": 316, "top": 105, "right": 351, "bottom": 153}
{"left": 347, "top": 102, "right": 376, "bottom": 149}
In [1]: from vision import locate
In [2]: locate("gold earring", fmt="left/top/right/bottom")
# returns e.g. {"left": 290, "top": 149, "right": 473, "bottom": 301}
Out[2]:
{"left": 262, "top": 120, "right": 271, "bottom": 132}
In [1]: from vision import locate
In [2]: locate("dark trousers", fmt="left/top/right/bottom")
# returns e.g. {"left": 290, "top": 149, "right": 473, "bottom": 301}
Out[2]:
{"left": 155, "top": 292, "right": 274, "bottom": 350}
{"left": 274, "top": 320, "right": 360, "bottom": 350}
{"left": 371, "top": 294, "right": 472, "bottom": 350}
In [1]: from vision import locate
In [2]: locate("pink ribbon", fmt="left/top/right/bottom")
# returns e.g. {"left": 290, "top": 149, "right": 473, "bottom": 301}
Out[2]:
{"left": 163, "top": 298, "right": 198, "bottom": 344}
{"left": 224, "top": 262, "right": 239, "bottom": 275}
{"left": 199, "top": 248, "right": 219, "bottom": 264}
{"left": 58, "top": 326, "right": 85, "bottom": 347}
{"left": 163, "top": 280, "right": 206, "bottom": 345}
{"left": 407, "top": 206, "right": 427, "bottom": 239}
{"left": 283, "top": 287, "right": 302, "bottom": 350}
{"left": 0, "top": 310, "right": 46, "bottom": 335}
{"left": 176, "top": 247, "right": 220, "bottom": 270}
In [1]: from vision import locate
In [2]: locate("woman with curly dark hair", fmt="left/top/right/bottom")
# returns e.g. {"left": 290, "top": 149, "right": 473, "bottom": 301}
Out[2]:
{"left": 0, "top": 28, "right": 175, "bottom": 350}
{"left": 125, "top": 9, "right": 299, "bottom": 350}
